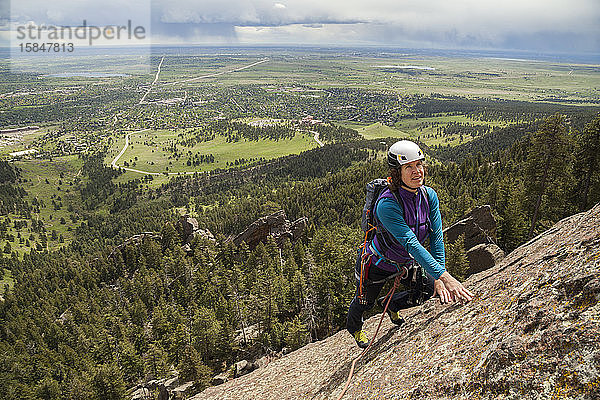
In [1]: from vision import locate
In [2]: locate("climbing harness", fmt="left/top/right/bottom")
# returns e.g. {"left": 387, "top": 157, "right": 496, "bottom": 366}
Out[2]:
{"left": 346, "top": 175, "right": 432, "bottom": 397}
{"left": 357, "top": 175, "right": 432, "bottom": 305}
{"left": 356, "top": 234, "right": 411, "bottom": 305}
{"left": 357, "top": 179, "right": 405, "bottom": 305}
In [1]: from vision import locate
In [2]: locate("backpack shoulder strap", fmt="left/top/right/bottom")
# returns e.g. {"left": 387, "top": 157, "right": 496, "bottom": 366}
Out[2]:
{"left": 420, "top": 186, "right": 432, "bottom": 230}
{"left": 372, "top": 186, "right": 402, "bottom": 252}
{"left": 373, "top": 187, "right": 399, "bottom": 221}
{"left": 420, "top": 186, "right": 430, "bottom": 206}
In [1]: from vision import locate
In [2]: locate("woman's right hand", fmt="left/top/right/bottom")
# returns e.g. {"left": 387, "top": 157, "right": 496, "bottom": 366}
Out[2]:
{"left": 434, "top": 279, "right": 451, "bottom": 304}
{"left": 438, "top": 271, "right": 474, "bottom": 303}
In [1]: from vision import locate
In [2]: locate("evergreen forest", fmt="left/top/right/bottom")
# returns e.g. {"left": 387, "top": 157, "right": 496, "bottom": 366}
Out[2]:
{"left": 1, "top": 105, "right": 599, "bottom": 399}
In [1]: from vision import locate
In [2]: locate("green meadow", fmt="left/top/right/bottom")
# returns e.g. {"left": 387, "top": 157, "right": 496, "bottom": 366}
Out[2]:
{"left": 6, "top": 155, "right": 84, "bottom": 255}
{"left": 107, "top": 129, "right": 318, "bottom": 176}
{"left": 184, "top": 55, "right": 600, "bottom": 103}
{"left": 342, "top": 114, "right": 509, "bottom": 147}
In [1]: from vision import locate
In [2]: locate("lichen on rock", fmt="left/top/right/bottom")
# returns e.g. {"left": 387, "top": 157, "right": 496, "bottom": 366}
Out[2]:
{"left": 193, "top": 204, "right": 600, "bottom": 400}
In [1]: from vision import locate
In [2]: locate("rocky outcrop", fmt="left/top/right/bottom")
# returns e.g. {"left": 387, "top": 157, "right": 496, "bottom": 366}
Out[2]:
{"left": 130, "top": 387, "right": 150, "bottom": 400}
{"left": 444, "top": 205, "right": 505, "bottom": 274}
{"left": 234, "top": 323, "right": 260, "bottom": 345}
{"left": 289, "top": 217, "right": 308, "bottom": 241}
{"left": 194, "top": 203, "right": 600, "bottom": 400}
{"left": 108, "top": 232, "right": 163, "bottom": 259}
{"left": 230, "top": 210, "right": 307, "bottom": 249}
{"left": 172, "top": 381, "right": 195, "bottom": 398}
{"left": 178, "top": 215, "right": 215, "bottom": 253}
{"left": 444, "top": 205, "right": 497, "bottom": 249}
{"left": 128, "top": 374, "right": 198, "bottom": 400}
{"left": 163, "top": 376, "right": 179, "bottom": 391}
{"left": 212, "top": 373, "right": 229, "bottom": 386}
{"left": 108, "top": 217, "right": 216, "bottom": 259}
{"left": 254, "top": 354, "right": 274, "bottom": 369}
{"left": 466, "top": 243, "right": 505, "bottom": 275}
{"left": 179, "top": 215, "right": 199, "bottom": 239}
{"left": 234, "top": 360, "right": 257, "bottom": 378}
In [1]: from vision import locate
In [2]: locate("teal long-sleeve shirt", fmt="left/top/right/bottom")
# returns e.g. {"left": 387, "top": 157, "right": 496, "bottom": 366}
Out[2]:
{"left": 375, "top": 186, "right": 446, "bottom": 279}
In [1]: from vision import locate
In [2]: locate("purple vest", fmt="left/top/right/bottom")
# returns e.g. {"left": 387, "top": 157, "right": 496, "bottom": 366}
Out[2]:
{"left": 370, "top": 186, "right": 430, "bottom": 272}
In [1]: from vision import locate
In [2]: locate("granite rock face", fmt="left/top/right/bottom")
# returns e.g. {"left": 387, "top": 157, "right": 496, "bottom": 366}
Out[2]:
{"left": 178, "top": 215, "right": 215, "bottom": 246}
{"left": 211, "top": 373, "right": 229, "bottom": 386}
{"left": 194, "top": 204, "right": 600, "bottom": 400}
{"left": 444, "top": 205, "right": 497, "bottom": 250}
{"left": 128, "top": 375, "right": 198, "bottom": 400}
{"left": 231, "top": 209, "right": 308, "bottom": 249}
{"left": 444, "top": 205, "right": 505, "bottom": 274}
{"left": 466, "top": 243, "right": 505, "bottom": 275}
{"left": 234, "top": 360, "right": 257, "bottom": 378}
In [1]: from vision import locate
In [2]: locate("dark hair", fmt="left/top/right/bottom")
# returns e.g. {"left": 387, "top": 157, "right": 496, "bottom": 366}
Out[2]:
{"left": 388, "top": 161, "right": 427, "bottom": 191}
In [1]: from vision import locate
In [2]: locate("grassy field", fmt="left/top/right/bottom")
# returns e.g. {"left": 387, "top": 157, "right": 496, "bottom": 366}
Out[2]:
{"left": 341, "top": 114, "right": 511, "bottom": 147}
{"left": 0, "top": 268, "right": 14, "bottom": 298}
{"left": 3, "top": 155, "right": 85, "bottom": 256}
{"left": 106, "top": 128, "right": 318, "bottom": 175}
{"left": 65, "top": 51, "right": 597, "bottom": 104}
{"left": 183, "top": 54, "right": 600, "bottom": 103}
{"left": 349, "top": 122, "right": 410, "bottom": 140}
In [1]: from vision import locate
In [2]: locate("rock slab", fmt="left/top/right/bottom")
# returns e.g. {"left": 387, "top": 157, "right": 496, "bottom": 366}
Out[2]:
{"left": 193, "top": 203, "right": 600, "bottom": 400}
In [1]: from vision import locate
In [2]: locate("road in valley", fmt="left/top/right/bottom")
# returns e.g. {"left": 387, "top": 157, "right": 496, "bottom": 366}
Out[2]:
{"left": 310, "top": 130, "right": 324, "bottom": 147}
{"left": 138, "top": 57, "right": 268, "bottom": 104}
{"left": 111, "top": 129, "right": 207, "bottom": 176}
{"left": 162, "top": 59, "right": 269, "bottom": 86}
{"left": 139, "top": 56, "right": 164, "bottom": 104}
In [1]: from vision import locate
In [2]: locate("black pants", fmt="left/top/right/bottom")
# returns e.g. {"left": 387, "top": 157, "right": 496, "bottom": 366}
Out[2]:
{"left": 346, "top": 250, "right": 435, "bottom": 334}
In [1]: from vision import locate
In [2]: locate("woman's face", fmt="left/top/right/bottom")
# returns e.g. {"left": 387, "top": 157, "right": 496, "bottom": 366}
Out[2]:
{"left": 400, "top": 159, "right": 424, "bottom": 189}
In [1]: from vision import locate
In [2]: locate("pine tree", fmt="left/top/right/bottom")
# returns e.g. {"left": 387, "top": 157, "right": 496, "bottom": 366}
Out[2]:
{"left": 119, "top": 340, "right": 144, "bottom": 384}
{"left": 144, "top": 343, "right": 170, "bottom": 380}
{"left": 67, "top": 375, "right": 94, "bottom": 400}
{"left": 161, "top": 222, "right": 180, "bottom": 250}
{"left": 445, "top": 234, "right": 469, "bottom": 282}
{"left": 35, "top": 376, "right": 61, "bottom": 399}
{"left": 574, "top": 113, "right": 600, "bottom": 211}
{"left": 301, "top": 248, "right": 319, "bottom": 340}
{"left": 91, "top": 363, "right": 126, "bottom": 400}
{"left": 496, "top": 179, "right": 527, "bottom": 252}
{"left": 178, "top": 345, "right": 211, "bottom": 385}
{"left": 524, "top": 114, "right": 572, "bottom": 238}
{"left": 192, "top": 306, "right": 221, "bottom": 362}
{"left": 227, "top": 255, "right": 248, "bottom": 346}
{"left": 284, "top": 316, "right": 310, "bottom": 351}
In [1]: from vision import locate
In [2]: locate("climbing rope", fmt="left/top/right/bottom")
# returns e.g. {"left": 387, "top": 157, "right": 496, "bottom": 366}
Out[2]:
{"left": 335, "top": 274, "right": 403, "bottom": 400}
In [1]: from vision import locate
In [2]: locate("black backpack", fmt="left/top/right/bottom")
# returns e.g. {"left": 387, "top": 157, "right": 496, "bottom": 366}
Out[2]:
{"left": 360, "top": 178, "right": 391, "bottom": 241}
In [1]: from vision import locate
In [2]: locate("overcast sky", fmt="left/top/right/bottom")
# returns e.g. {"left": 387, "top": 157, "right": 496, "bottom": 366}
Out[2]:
{"left": 6, "top": 0, "right": 600, "bottom": 53}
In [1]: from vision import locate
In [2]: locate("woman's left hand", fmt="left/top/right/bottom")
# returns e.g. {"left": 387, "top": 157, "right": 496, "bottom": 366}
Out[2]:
{"left": 434, "top": 279, "right": 451, "bottom": 304}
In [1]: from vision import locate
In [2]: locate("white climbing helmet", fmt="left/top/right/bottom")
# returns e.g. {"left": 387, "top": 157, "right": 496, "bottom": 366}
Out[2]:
{"left": 387, "top": 140, "right": 425, "bottom": 168}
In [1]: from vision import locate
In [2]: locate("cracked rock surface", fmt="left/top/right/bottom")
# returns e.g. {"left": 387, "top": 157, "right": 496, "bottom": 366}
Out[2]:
{"left": 195, "top": 204, "right": 600, "bottom": 400}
